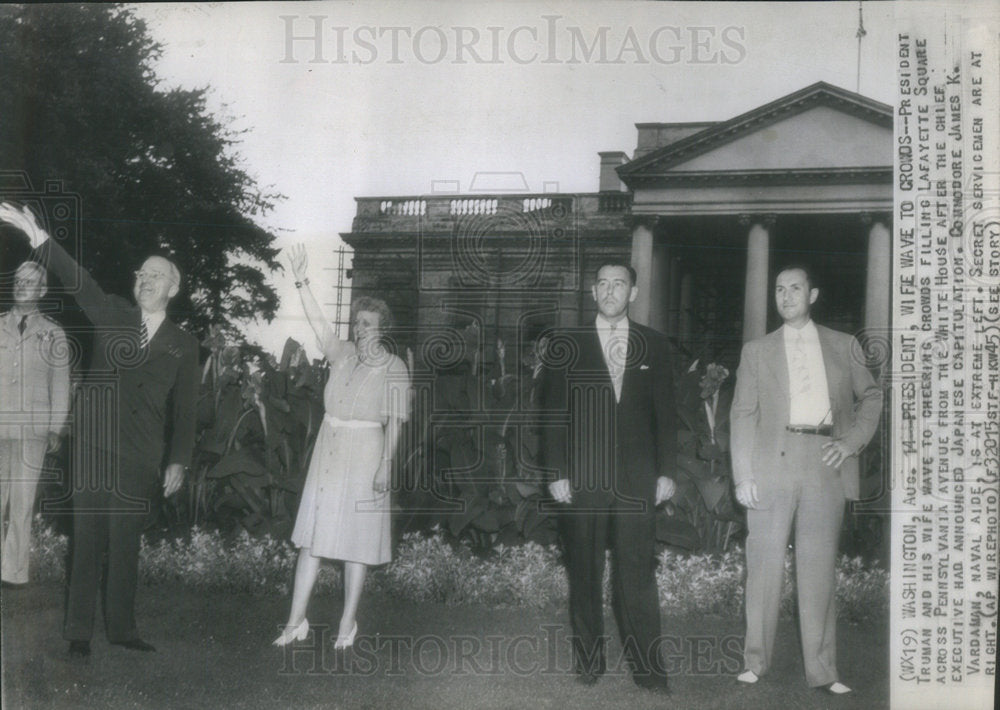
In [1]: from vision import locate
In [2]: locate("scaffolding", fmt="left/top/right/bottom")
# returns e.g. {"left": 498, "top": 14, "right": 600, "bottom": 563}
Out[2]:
{"left": 331, "top": 245, "right": 352, "bottom": 337}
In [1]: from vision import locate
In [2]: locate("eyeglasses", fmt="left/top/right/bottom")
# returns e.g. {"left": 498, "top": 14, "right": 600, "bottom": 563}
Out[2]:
{"left": 14, "top": 278, "right": 43, "bottom": 287}
{"left": 134, "top": 270, "right": 169, "bottom": 282}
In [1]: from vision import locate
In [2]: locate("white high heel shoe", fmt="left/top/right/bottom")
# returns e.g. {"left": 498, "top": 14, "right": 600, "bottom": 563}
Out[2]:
{"left": 272, "top": 619, "right": 309, "bottom": 646}
{"left": 333, "top": 622, "right": 357, "bottom": 650}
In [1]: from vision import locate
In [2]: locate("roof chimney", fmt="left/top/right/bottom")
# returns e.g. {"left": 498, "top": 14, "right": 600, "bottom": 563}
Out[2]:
{"left": 598, "top": 151, "right": 629, "bottom": 192}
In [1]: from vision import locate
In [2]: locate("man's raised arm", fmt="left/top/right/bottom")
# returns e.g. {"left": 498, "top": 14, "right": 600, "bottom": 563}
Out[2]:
{"left": 0, "top": 203, "right": 131, "bottom": 325}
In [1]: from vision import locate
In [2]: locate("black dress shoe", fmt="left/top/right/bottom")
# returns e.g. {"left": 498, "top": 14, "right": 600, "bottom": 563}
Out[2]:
{"left": 1, "top": 580, "right": 27, "bottom": 589}
{"left": 634, "top": 675, "right": 672, "bottom": 695}
{"left": 111, "top": 638, "right": 157, "bottom": 652}
{"left": 68, "top": 640, "right": 91, "bottom": 658}
{"left": 573, "top": 661, "right": 605, "bottom": 686}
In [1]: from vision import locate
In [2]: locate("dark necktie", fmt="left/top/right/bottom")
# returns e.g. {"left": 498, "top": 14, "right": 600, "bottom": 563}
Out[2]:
{"left": 139, "top": 319, "right": 149, "bottom": 349}
{"left": 18, "top": 315, "right": 27, "bottom": 335}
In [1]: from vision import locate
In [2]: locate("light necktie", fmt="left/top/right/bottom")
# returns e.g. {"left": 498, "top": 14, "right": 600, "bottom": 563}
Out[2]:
{"left": 139, "top": 319, "right": 149, "bottom": 350}
{"left": 606, "top": 322, "right": 625, "bottom": 401}
{"left": 789, "top": 330, "right": 810, "bottom": 396}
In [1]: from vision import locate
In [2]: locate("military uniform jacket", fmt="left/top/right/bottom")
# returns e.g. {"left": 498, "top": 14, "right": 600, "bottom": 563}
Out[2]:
{"left": 0, "top": 310, "right": 71, "bottom": 439}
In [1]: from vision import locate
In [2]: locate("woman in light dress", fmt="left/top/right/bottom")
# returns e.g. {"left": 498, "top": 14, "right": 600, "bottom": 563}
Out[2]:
{"left": 274, "top": 244, "right": 409, "bottom": 649}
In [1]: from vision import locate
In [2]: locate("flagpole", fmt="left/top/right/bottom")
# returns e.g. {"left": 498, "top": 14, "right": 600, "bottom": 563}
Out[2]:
{"left": 856, "top": 0, "right": 867, "bottom": 93}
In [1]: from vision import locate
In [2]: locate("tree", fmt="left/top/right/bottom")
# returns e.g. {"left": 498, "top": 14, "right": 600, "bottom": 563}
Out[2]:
{"left": 0, "top": 4, "right": 281, "bottom": 338}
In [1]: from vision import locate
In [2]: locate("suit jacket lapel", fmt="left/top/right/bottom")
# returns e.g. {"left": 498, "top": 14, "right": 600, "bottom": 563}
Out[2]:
{"left": 143, "top": 316, "right": 175, "bottom": 363}
{"left": 147, "top": 319, "right": 166, "bottom": 356}
{"left": 762, "top": 329, "right": 791, "bottom": 425}
{"left": 4, "top": 312, "right": 25, "bottom": 341}
{"left": 619, "top": 323, "right": 643, "bottom": 403}
{"left": 764, "top": 329, "right": 789, "bottom": 401}
{"left": 7, "top": 312, "right": 42, "bottom": 342}
{"left": 588, "top": 325, "right": 612, "bottom": 385}
{"left": 817, "top": 325, "right": 843, "bottom": 412}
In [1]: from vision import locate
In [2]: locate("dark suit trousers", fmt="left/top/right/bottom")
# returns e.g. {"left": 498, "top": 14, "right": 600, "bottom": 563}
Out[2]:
{"left": 64, "top": 446, "right": 156, "bottom": 643}
{"left": 559, "top": 498, "right": 664, "bottom": 679}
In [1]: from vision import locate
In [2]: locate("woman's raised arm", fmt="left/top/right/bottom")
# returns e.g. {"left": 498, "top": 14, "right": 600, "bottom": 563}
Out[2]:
{"left": 287, "top": 244, "right": 352, "bottom": 364}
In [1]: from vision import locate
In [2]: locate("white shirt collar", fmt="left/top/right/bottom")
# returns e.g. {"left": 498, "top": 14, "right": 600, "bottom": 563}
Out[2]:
{"left": 9, "top": 308, "right": 40, "bottom": 322}
{"left": 595, "top": 314, "right": 629, "bottom": 335}
{"left": 5, "top": 309, "right": 40, "bottom": 334}
{"left": 782, "top": 318, "right": 818, "bottom": 342}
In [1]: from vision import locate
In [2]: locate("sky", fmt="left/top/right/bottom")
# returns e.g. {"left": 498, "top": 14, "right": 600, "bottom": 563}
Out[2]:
{"left": 130, "top": 0, "right": 903, "bottom": 357}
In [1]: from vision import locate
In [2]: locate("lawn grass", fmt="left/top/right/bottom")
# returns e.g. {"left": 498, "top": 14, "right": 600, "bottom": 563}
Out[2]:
{"left": 2, "top": 581, "right": 887, "bottom": 710}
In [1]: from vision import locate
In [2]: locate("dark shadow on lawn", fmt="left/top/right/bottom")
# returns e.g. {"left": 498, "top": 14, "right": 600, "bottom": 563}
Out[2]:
{"left": 2, "top": 582, "right": 887, "bottom": 710}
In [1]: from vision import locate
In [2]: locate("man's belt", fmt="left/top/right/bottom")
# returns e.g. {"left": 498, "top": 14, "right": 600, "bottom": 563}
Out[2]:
{"left": 786, "top": 424, "right": 833, "bottom": 436}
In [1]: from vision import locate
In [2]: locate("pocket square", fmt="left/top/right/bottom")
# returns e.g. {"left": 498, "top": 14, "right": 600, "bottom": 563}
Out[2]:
{"left": 640, "top": 364, "right": 650, "bottom": 370}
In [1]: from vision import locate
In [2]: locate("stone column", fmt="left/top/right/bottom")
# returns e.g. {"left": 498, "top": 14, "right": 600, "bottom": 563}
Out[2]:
{"left": 665, "top": 256, "right": 681, "bottom": 338}
{"left": 864, "top": 217, "right": 891, "bottom": 333}
{"left": 648, "top": 239, "right": 669, "bottom": 333}
{"left": 630, "top": 219, "right": 655, "bottom": 326}
{"left": 741, "top": 215, "right": 773, "bottom": 343}
{"left": 679, "top": 273, "right": 693, "bottom": 345}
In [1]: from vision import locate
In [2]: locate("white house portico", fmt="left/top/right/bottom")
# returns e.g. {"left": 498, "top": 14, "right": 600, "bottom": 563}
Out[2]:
{"left": 615, "top": 82, "right": 892, "bottom": 355}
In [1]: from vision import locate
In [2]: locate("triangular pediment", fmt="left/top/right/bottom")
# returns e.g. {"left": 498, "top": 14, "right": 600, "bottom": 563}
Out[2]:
{"left": 619, "top": 82, "right": 892, "bottom": 186}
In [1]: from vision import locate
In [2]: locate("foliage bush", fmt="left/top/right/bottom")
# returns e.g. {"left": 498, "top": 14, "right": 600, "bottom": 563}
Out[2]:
{"left": 395, "top": 328, "right": 560, "bottom": 551}
{"left": 835, "top": 554, "right": 891, "bottom": 623}
{"left": 657, "top": 548, "right": 746, "bottom": 618}
{"left": 382, "top": 529, "right": 567, "bottom": 607}
{"left": 178, "top": 333, "right": 326, "bottom": 539}
{"left": 660, "top": 360, "right": 742, "bottom": 551}
{"left": 139, "top": 528, "right": 299, "bottom": 596}
{"left": 29, "top": 518, "right": 887, "bottom": 622}
{"left": 29, "top": 518, "right": 68, "bottom": 583}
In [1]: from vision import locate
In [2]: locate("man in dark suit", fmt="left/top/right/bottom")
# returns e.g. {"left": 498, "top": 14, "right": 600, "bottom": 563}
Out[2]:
{"left": 541, "top": 261, "right": 677, "bottom": 693}
{"left": 730, "top": 265, "right": 882, "bottom": 695}
{"left": 0, "top": 203, "right": 199, "bottom": 658}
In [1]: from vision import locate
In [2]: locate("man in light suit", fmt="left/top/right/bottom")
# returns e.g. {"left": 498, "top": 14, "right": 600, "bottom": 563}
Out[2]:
{"left": 1, "top": 261, "right": 70, "bottom": 587}
{"left": 730, "top": 265, "right": 882, "bottom": 695}
{"left": 0, "top": 203, "right": 199, "bottom": 658}
{"left": 542, "top": 261, "right": 677, "bottom": 694}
